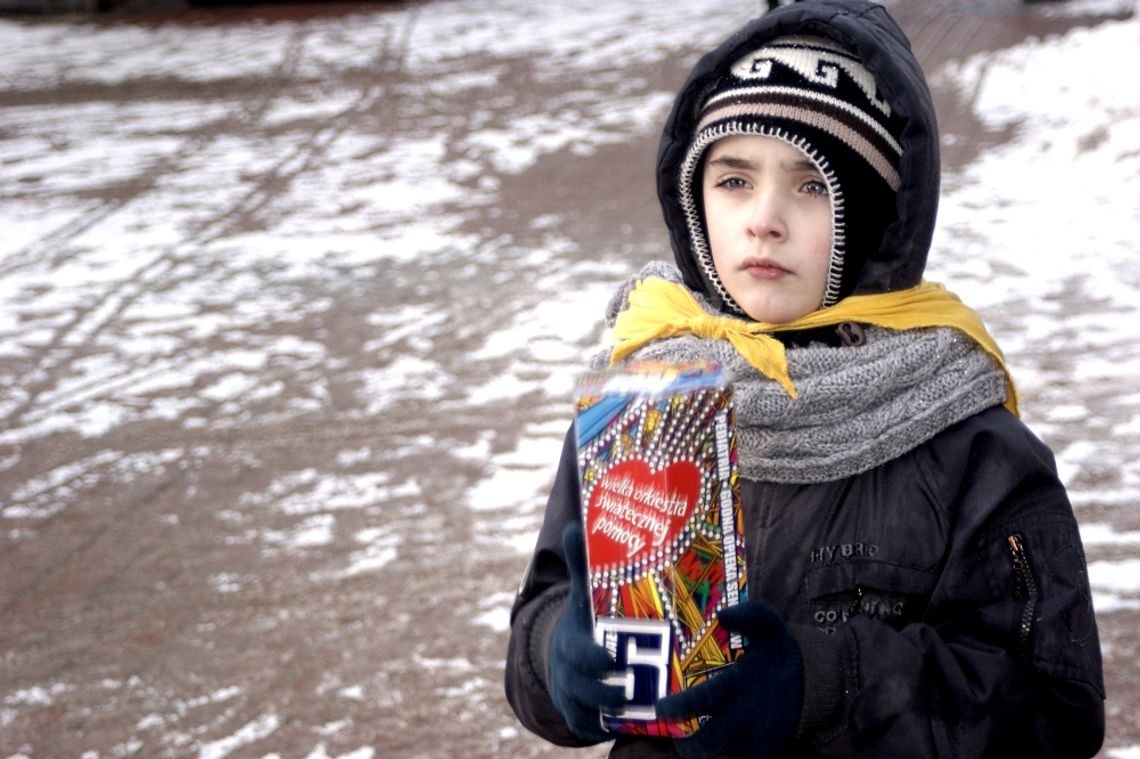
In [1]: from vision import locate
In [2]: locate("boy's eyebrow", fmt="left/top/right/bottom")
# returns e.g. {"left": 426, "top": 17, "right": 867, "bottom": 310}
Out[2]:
{"left": 706, "top": 155, "right": 756, "bottom": 171}
{"left": 706, "top": 154, "right": 821, "bottom": 173}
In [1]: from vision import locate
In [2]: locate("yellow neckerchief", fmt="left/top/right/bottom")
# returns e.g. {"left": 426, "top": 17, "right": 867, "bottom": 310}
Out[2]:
{"left": 610, "top": 277, "right": 1019, "bottom": 416}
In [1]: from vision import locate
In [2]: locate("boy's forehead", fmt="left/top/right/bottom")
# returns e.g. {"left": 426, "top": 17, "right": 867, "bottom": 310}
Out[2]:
{"left": 705, "top": 134, "right": 821, "bottom": 172}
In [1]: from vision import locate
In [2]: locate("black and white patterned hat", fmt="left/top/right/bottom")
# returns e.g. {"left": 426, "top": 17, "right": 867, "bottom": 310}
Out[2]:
{"left": 680, "top": 34, "right": 906, "bottom": 314}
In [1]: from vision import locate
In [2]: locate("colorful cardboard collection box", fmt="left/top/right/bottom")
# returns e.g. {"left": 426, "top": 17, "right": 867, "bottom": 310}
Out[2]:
{"left": 573, "top": 360, "right": 748, "bottom": 737}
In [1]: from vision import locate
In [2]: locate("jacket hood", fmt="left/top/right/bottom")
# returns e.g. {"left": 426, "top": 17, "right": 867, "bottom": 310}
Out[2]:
{"left": 657, "top": 0, "right": 939, "bottom": 307}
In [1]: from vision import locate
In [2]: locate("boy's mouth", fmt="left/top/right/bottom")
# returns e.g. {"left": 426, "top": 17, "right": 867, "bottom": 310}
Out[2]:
{"left": 741, "top": 257, "right": 791, "bottom": 280}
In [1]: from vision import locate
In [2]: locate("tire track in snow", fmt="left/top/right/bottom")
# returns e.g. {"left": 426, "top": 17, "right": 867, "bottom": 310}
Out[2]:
{"left": 0, "top": 13, "right": 419, "bottom": 440}
{"left": 0, "top": 25, "right": 311, "bottom": 279}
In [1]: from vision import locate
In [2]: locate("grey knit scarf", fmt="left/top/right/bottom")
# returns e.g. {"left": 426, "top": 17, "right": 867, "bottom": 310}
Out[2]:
{"left": 594, "top": 262, "right": 1009, "bottom": 484}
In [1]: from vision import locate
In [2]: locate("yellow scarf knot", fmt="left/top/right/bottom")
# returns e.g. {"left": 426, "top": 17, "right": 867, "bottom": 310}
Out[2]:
{"left": 610, "top": 277, "right": 1018, "bottom": 416}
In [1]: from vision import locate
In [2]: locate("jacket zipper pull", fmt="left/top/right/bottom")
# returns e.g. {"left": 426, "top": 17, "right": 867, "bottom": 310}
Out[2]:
{"left": 847, "top": 585, "right": 865, "bottom": 619}
{"left": 1007, "top": 533, "right": 1038, "bottom": 658}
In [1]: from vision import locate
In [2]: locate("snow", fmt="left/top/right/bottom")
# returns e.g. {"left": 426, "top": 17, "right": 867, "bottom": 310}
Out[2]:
{"left": 196, "top": 712, "right": 281, "bottom": 759}
{"left": 1109, "top": 747, "right": 1140, "bottom": 759}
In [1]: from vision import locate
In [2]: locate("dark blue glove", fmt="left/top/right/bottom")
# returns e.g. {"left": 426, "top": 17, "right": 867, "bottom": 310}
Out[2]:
{"left": 547, "top": 522, "right": 627, "bottom": 742}
{"left": 655, "top": 600, "right": 803, "bottom": 758}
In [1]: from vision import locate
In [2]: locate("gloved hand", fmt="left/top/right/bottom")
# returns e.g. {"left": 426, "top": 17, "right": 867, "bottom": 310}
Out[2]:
{"left": 547, "top": 522, "right": 627, "bottom": 742}
{"left": 655, "top": 600, "right": 803, "bottom": 758}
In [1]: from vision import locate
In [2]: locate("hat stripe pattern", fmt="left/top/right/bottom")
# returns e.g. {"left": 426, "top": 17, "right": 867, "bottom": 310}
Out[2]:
{"left": 697, "top": 87, "right": 902, "bottom": 190}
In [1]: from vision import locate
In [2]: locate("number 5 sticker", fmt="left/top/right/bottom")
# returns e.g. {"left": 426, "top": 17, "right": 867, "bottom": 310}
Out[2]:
{"left": 595, "top": 617, "right": 672, "bottom": 721}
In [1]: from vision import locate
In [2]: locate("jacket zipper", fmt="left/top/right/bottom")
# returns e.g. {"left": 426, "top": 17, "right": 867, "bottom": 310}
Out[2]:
{"left": 1007, "top": 533, "right": 1038, "bottom": 658}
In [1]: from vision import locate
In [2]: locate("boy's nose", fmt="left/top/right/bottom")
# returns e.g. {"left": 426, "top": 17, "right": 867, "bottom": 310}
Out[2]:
{"left": 746, "top": 191, "right": 786, "bottom": 241}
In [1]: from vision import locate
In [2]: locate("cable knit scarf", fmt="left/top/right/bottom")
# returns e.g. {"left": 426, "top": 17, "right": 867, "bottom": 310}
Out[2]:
{"left": 594, "top": 262, "right": 1011, "bottom": 484}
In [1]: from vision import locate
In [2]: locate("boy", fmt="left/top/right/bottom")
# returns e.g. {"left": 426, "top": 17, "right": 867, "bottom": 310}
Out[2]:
{"left": 504, "top": 1, "right": 1105, "bottom": 757}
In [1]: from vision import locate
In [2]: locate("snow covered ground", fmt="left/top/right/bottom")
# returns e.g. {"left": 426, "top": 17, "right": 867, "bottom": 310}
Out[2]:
{"left": 0, "top": 0, "right": 1137, "bottom": 756}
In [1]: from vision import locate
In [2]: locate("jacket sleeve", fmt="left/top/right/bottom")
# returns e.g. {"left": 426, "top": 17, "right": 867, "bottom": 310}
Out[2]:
{"left": 802, "top": 408, "right": 1105, "bottom": 758}
{"left": 504, "top": 424, "right": 599, "bottom": 747}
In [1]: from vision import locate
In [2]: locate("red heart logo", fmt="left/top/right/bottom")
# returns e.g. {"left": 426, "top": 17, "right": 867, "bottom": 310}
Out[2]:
{"left": 585, "top": 459, "right": 702, "bottom": 570}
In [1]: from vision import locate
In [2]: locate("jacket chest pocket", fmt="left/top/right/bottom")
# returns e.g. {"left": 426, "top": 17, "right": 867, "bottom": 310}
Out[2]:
{"left": 801, "top": 561, "right": 938, "bottom": 634}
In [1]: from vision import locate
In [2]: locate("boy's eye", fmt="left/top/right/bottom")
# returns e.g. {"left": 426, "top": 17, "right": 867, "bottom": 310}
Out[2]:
{"left": 801, "top": 179, "right": 829, "bottom": 197}
{"left": 716, "top": 176, "right": 750, "bottom": 191}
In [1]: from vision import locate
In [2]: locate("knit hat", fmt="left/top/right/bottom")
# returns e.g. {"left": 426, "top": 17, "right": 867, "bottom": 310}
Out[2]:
{"left": 679, "top": 34, "right": 906, "bottom": 314}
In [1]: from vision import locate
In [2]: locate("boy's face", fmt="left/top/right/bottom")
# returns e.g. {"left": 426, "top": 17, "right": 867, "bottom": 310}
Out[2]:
{"left": 701, "top": 134, "right": 832, "bottom": 324}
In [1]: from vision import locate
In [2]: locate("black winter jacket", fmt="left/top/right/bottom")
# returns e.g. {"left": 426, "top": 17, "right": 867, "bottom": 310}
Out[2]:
{"left": 505, "top": 2, "right": 1104, "bottom": 756}
{"left": 506, "top": 409, "right": 1104, "bottom": 757}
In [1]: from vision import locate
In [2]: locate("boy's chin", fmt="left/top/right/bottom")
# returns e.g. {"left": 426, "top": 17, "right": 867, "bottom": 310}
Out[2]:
{"left": 736, "top": 300, "right": 817, "bottom": 325}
